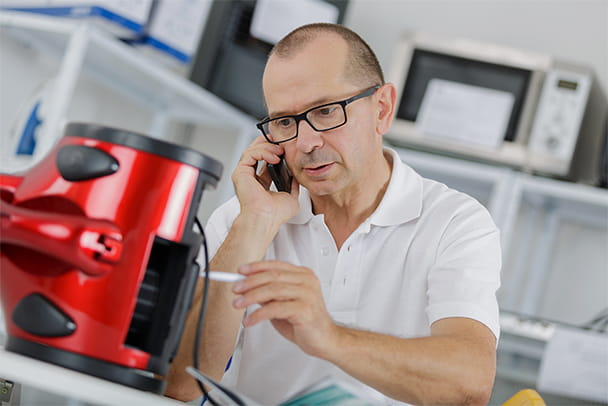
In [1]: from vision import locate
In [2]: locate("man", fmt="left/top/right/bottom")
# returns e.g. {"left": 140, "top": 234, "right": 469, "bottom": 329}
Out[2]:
{"left": 167, "top": 23, "right": 500, "bottom": 406}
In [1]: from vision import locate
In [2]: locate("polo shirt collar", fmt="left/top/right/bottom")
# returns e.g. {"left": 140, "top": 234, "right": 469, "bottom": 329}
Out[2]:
{"left": 287, "top": 148, "right": 423, "bottom": 227}
{"left": 288, "top": 187, "right": 315, "bottom": 224}
{"left": 368, "top": 148, "right": 423, "bottom": 227}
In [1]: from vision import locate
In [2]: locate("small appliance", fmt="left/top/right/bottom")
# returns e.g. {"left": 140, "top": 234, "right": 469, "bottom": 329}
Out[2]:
{"left": 0, "top": 122, "right": 222, "bottom": 393}
{"left": 385, "top": 32, "right": 608, "bottom": 185}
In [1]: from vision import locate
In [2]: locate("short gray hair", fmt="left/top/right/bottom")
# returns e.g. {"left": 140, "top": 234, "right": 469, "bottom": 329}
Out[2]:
{"left": 269, "top": 23, "right": 384, "bottom": 88}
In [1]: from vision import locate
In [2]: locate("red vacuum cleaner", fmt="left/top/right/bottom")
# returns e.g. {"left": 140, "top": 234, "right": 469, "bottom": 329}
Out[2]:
{"left": 0, "top": 122, "right": 222, "bottom": 393}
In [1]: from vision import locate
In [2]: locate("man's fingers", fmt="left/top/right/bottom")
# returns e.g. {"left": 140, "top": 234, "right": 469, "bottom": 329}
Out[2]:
{"left": 232, "top": 269, "right": 303, "bottom": 293}
{"left": 238, "top": 137, "right": 283, "bottom": 167}
{"left": 231, "top": 261, "right": 320, "bottom": 315}
{"left": 233, "top": 138, "right": 285, "bottom": 191}
{"left": 233, "top": 281, "right": 303, "bottom": 309}
{"left": 239, "top": 260, "right": 307, "bottom": 275}
{"left": 242, "top": 300, "right": 301, "bottom": 327}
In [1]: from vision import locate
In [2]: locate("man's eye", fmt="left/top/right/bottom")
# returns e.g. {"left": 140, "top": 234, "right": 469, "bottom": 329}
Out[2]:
{"left": 311, "top": 105, "right": 341, "bottom": 121}
{"left": 276, "top": 118, "right": 294, "bottom": 128}
{"left": 317, "top": 106, "right": 338, "bottom": 116}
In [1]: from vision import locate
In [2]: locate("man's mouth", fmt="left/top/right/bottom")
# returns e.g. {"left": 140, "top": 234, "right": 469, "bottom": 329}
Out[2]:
{"left": 303, "top": 163, "right": 334, "bottom": 176}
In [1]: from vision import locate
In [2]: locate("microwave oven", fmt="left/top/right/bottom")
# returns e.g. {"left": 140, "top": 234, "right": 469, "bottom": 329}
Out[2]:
{"left": 385, "top": 32, "right": 608, "bottom": 186}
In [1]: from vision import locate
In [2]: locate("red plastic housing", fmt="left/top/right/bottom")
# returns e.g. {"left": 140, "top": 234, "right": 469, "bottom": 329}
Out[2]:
{"left": 0, "top": 123, "right": 221, "bottom": 391}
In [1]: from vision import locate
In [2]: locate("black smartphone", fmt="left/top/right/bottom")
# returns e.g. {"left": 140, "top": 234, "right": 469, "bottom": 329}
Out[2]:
{"left": 267, "top": 157, "right": 292, "bottom": 193}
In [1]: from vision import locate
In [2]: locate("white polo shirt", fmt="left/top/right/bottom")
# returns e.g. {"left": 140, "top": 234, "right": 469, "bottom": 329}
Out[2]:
{"left": 203, "top": 148, "right": 501, "bottom": 405}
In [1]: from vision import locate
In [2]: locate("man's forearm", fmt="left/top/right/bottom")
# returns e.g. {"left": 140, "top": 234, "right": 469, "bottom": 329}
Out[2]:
{"left": 322, "top": 319, "right": 496, "bottom": 406}
{"left": 165, "top": 214, "right": 280, "bottom": 400}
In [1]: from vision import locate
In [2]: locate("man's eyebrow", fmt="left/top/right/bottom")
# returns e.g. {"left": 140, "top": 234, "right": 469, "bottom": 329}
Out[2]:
{"left": 268, "top": 95, "right": 340, "bottom": 118}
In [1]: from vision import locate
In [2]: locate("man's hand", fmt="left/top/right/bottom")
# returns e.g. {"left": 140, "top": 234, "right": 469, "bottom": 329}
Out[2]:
{"left": 232, "top": 136, "right": 299, "bottom": 226}
{"left": 231, "top": 260, "right": 339, "bottom": 359}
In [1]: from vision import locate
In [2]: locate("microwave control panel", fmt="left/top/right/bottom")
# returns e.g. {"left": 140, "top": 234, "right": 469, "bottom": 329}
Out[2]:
{"left": 529, "top": 69, "right": 591, "bottom": 164}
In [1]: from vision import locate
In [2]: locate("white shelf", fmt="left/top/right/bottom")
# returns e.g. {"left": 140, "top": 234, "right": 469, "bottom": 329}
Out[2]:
{"left": 393, "top": 146, "right": 517, "bottom": 230}
{"left": 518, "top": 173, "right": 608, "bottom": 226}
{"left": 520, "top": 174, "right": 608, "bottom": 206}
{"left": 0, "top": 10, "right": 257, "bottom": 205}
{"left": 0, "top": 11, "right": 253, "bottom": 128}
{"left": 394, "top": 146, "right": 513, "bottom": 184}
{"left": 0, "top": 347, "right": 182, "bottom": 406}
{"left": 394, "top": 145, "right": 608, "bottom": 244}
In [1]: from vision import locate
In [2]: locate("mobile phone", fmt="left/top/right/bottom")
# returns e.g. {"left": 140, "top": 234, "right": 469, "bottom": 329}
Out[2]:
{"left": 267, "top": 157, "right": 292, "bottom": 193}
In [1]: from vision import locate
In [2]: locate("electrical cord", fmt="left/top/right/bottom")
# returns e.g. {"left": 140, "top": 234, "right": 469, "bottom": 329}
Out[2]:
{"left": 582, "top": 307, "right": 608, "bottom": 332}
{"left": 193, "top": 217, "right": 220, "bottom": 406}
{"left": 193, "top": 218, "right": 245, "bottom": 406}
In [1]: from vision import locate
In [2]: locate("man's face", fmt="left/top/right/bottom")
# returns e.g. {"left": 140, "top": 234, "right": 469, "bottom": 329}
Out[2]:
{"left": 262, "top": 36, "right": 381, "bottom": 198}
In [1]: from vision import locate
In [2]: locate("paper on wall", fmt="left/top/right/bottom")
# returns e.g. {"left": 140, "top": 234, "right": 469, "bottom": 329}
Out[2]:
{"left": 537, "top": 326, "right": 608, "bottom": 403}
{"left": 146, "top": 0, "right": 212, "bottom": 56}
{"left": 416, "top": 79, "right": 514, "bottom": 150}
{"left": 250, "top": 0, "right": 339, "bottom": 45}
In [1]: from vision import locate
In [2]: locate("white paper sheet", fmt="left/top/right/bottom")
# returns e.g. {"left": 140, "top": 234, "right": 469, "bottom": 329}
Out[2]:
{"left": 537, "top": 326, "right": 608, "bottom": 403}
{"left": 250, "top": 0, "right": 339, "bottom": 45}
{"left": 147, "top": 0, "right": 212, "bottom": 54}
{"left": 416, "top": 79, "right": 514, "bottom": 150}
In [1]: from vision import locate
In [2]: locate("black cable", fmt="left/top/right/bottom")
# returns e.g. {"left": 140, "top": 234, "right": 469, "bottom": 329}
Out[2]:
{"left": 581, "top": 307, "right": 608, "bottom": 331}
{"left": 193, "top": 217, "right": 220, "bottom": 406}
{"left": 598, "top": 318, "right": 608, "bottom": 333}
{"left": 193, "top": 218, "right": 245, "bottom": 406}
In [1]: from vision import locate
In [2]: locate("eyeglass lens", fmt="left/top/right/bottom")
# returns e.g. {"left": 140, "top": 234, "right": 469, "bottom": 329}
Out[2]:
{"left": 263, "top": 103, "right": 346, "bottom": 143}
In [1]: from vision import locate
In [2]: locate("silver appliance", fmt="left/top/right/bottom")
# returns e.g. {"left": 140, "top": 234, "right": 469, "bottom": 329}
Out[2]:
{"left": 385, "top": 32, "right": 607, "bottom": 185}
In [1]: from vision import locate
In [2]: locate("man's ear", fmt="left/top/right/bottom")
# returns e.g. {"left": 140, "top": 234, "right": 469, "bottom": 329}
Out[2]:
{"left": 375, "top": 83, "right": 397, "bottom": 136}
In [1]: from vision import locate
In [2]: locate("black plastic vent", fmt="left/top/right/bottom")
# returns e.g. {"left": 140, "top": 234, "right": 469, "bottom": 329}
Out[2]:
{"left": 125, "top": 237, "right": 189, "bottom": 357}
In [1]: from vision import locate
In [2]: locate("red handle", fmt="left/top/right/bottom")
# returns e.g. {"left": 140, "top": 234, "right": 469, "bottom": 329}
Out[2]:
{"left": 0, "top": 174, "right": 23, "bottom": 195}
{"left": 0, "top": 199, "right": 122, "bottom": 276}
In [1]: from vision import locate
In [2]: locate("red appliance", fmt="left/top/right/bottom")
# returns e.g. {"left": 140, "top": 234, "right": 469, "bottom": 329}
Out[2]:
{"left": 0, "top": 123, "right": 222, "bottom": 393}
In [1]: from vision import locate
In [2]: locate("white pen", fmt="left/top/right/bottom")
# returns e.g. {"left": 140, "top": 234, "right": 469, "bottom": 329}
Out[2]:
{"left": 200, "top": 270, "right": 245, "bottom": 283}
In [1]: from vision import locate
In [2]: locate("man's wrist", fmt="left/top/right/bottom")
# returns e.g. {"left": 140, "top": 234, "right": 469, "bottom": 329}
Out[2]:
{"left": 316, "top": 324, "right": 350, "bottom": 363}
{"left": 232, "top": 212, "right": 282, "bottom": 246}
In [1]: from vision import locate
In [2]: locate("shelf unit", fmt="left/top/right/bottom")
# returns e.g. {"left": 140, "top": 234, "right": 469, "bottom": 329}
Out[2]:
{"left": 499, "top": 173, "right": 608, "bottom": 316}
{"left": 0, "top": 10, "right": 256, "bottom": 205}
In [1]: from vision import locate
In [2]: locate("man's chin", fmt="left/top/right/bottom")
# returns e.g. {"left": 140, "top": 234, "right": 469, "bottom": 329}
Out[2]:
{"left": 301, "top": 179, "right": 340, "bottom": 197}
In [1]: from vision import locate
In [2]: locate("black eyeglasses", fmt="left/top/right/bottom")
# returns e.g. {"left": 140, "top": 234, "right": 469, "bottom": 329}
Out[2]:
{"left": 256, "top": 85, "right": 380, "bottom": 144}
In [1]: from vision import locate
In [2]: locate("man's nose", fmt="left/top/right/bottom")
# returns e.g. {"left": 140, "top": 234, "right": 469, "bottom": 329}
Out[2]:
{"left": 295, "top": 119, "right": 323, "bottom": 153}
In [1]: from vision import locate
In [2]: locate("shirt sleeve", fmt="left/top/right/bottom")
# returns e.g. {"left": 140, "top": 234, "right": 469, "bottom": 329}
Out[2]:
{"left": 425, "top": 195, "right": 502, "bottom": 339}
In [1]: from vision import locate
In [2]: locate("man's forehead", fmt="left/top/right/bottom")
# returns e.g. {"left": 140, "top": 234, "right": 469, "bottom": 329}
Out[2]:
{"left": 265, "top": 89, "right": 348, "bottom": 118}
{"left": 262, "top": 35, "right": 350, "bottom": 115}
{"left": 262, "top": 70, "right": 356, "bottom": 117}
{"left": 264, "top": 34, "right": 348, "bottom": 81}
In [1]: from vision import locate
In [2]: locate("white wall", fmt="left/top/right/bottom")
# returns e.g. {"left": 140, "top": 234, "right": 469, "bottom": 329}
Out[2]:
{"left": 344, "top": 0, "right": 608, "bottom": 91}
